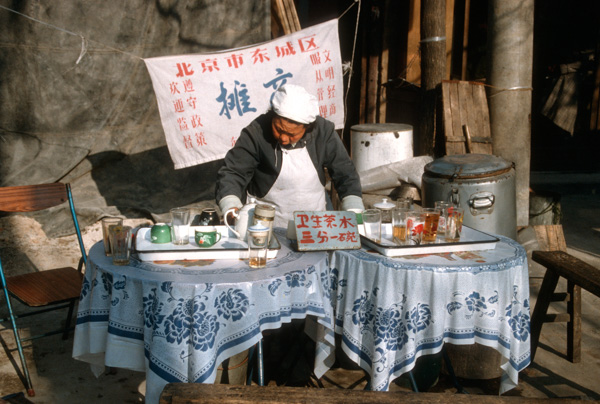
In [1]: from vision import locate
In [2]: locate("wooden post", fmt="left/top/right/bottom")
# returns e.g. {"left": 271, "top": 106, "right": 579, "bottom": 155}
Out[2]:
{"left": 461, "top": 0, "right": 471, "bottom": 80}
{"left": 406, "top": 0, "right": 421, "bottom": 85}
{"left": 418, "top": 0, "right": 446, "bottom": 155}
{"left": 367, "top": 1, "right": 384, "bottom": 123}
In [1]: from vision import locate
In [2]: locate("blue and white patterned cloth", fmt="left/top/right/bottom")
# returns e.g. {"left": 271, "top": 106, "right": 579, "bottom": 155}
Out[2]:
{"left": 327, "top": 234, "right": 530, "bottom": 394}
{"left": 72, "top": 228, "right": 333, "bottom": 404}
{"left": 73, "top": 230, "right": 530, "bottom": 402}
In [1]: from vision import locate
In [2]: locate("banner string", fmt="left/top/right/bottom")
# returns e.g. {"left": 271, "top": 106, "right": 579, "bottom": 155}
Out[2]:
{"left": 2, "top": 2, "right": 362, "bottom": 129}
{"left": 339, "top": 0, "right": 361, "bottom": 138}
{"left": 0, "top": 4, "right": 143, "bottom": 62}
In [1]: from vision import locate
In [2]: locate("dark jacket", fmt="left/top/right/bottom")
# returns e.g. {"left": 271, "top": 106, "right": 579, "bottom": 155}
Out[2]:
{"left": 215, "top": 112, "right": 362, "bottom": 204}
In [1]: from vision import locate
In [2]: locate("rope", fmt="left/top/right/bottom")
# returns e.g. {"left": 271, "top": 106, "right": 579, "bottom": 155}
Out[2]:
{"left": 0, "top": 4, "right": 143, "bottom": 63}
{"left": 339, "top": 0, "right": 361, "bottom": 139}
{"left": 487, "top": 85, "right": 533, "bottom": 97}
{"left": 530, "top": 200, "right": 562, "bottom": 225}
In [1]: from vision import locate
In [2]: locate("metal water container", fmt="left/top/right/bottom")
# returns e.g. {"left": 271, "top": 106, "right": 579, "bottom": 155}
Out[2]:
{"left": 350, "top": 123, "right": 413, "bottom": 172}
{"left": 421, "top": 154, "right": 517, "bottom": 240}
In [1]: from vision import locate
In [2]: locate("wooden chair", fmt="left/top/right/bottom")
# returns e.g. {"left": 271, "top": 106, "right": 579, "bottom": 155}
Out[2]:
{"left": 530, "top": 225, "right": 600, "bottom": 363}
{"left": 0, "top": 183, "right": 87, "bottom": 397}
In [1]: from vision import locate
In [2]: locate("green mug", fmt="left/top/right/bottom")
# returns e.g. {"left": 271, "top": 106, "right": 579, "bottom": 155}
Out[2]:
{"left": 150, "top": 223, "right": 171, "bottom": 243}
{"left": 195, "top": 226, "right": 222, "bottom": 248}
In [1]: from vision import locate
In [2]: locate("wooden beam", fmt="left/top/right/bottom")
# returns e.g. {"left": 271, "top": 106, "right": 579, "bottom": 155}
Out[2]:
{"left": 406, "top": 0, "right": 421, "bottom": 85}
{"left": 160, "top": 383, "right": 588, "bottom": 404}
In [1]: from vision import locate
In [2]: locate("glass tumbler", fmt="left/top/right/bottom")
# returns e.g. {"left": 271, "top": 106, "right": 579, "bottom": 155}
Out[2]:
{"left": 247, "top": 224, "right": 269, "bottom": 268}
{"left": 101, "top": 217, "right": 123, "bottom": 256}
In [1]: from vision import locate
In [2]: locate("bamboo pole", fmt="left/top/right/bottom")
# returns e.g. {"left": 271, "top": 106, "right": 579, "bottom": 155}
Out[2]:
{"left": 418, "top": 0, "right": 446, "bottom": 155}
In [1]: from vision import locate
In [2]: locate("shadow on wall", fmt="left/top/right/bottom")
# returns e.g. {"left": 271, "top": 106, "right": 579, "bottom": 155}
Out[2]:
{"left": 26, "top": 146, "right": 224, "bottom": 238}
{"left": 88, "top": 146, "right": 224, "bottom": 217}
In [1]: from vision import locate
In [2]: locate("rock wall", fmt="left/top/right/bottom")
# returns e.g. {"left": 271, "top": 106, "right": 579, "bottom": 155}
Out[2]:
{"left": 0, "top": 0, "right": 270, "bottom": 236}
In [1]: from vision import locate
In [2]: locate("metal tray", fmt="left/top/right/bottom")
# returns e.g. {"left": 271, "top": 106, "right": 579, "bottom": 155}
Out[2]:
{"left": 359, "top": 224, "right": 499, "bottom": 257}
{"left": 135, "top": 226, "right": 280, "bottom": 261}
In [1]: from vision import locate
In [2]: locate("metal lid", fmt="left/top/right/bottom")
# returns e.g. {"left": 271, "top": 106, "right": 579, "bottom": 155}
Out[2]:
{"left": 424, "top": 154, "right": 513, "bottom": 179}
{"left": 351, "top": 123, "right": 412, "bottom": 134}
{"left": 254, "top": 204, "right": 275, "bottom": 218}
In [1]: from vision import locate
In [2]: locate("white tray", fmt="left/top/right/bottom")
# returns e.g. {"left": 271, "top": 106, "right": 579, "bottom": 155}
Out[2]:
{"left": 135, "top": 226, "right": 281, "bottom": 261}
{"left": 359, "top": 224, "right": 499, "bottom": 257}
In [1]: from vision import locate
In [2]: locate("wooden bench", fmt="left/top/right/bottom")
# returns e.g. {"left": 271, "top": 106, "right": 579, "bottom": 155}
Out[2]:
{"left": 159, "top": 383, "right": 592, "bottom": 403}
{"left": 530, "top": 249, "right": 600, "bottom": 362}
{"left": 530, "top": 225, "right": 582, "bottom": 363}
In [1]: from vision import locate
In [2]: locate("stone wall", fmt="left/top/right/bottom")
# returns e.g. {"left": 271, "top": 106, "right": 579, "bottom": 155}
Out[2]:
{"left": 0, "top": 0, "right": 270, "bottom": 236}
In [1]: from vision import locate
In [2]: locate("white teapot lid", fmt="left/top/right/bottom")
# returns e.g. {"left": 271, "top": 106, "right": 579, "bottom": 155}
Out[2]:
{"left": 373, "top": 198, "right": 395, "bottom": 210}
{"left": 248, "top": 223, "right": 269, "bottom": 232}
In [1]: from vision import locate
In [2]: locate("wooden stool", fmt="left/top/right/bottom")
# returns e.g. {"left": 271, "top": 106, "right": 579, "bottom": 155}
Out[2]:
{"left": 530, "top": 250, "right": 600, "bottom": 363}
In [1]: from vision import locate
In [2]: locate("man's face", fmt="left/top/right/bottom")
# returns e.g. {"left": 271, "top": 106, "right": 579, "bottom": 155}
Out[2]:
{"left": 271, "top": 115, "right": 307, "bottom": 146}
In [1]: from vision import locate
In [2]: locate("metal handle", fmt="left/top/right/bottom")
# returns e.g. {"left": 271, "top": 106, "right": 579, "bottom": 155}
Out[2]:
{"left": 451, "top": 188, "right": 460, "bottom": 205}
{"left": 470, "top": 194, "right": 495, "bottom": 210}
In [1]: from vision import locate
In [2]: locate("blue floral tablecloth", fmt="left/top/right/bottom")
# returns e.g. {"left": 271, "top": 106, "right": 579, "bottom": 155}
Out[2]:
{"left": 72, "top": 229, "right": 333, "bottom": 404}
{"left": 327, "top": 235, "right": 531, "bottom": 394}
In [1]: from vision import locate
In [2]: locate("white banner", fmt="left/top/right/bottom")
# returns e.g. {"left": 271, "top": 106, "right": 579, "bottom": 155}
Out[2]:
{"left": 144, "top": 19, "right": 344, "bottom": 169}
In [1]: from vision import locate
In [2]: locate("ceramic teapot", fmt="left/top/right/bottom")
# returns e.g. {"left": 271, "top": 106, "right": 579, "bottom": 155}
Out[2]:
{"left": 224, "top": 198, "right": 256, "bottom": 241}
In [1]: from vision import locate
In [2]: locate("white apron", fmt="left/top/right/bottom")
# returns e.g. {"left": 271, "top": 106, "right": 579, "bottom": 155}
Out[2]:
{"left": 255, "top": 146, "right": 326, "bottom": 229}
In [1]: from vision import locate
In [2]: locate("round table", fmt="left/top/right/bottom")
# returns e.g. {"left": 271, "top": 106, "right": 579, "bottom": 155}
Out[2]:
{"left": 327, "top": 235, "right": 531, "bottom": 394}
{"left": 72, "top": 228, "right": 333, "bottom": 404}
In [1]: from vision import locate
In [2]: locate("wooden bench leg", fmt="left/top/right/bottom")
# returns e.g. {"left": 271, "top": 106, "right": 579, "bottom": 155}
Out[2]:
{"left": 531, "top": 269, "right": 560, "bottom": 362}
{"left": 567, "top": 282, "right": 582, "bottom": 363}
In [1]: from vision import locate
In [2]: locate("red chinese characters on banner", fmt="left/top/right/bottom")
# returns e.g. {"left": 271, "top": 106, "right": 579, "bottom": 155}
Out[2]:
{"left": 144, "top": 19, "right": 344, "bottom": 169}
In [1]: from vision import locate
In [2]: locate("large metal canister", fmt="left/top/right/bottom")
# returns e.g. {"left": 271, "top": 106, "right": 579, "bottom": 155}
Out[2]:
{"left": 421, "top": 154, "right": 517, "bottom": 240}
{"left": 351, "top": 123, "right": 413, "bottom": 172}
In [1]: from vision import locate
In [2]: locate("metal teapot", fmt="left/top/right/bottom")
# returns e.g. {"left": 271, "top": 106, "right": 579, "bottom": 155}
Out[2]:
{"left": 224, "top": 198, "right": 256, "bottom": 241}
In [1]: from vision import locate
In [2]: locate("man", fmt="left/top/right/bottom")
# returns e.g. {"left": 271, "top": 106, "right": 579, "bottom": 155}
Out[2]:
{"left": 216, "top": 84, "right": 364, "bottom": 229}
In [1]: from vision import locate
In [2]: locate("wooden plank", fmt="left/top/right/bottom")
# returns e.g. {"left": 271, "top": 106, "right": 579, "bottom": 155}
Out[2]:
{"left": 0, "top": 183, "right": 68, "bottom": 212}
{"left": 469, "top": 83, "right": 484, "bottom": 143}
{"left": 534, "top": 225, "right": 567, "bottom": 252}
{"left": 159, "top": 383, "right": 588, "bottom": 404}
{"left": 445, "top": 0, "right": 455, "bottom": 79}
{"left": 282, "top": 0, "right": 301, "bottom": 32}
{"left": 474, "top": 82, "right": 492, "bottom": 140}
{"left": 532, "top": 251, "right": 600, "bottom": 298}
{"left": 447, "top": 81, "right": 466, "bottom": 154}
{"left": 470, "top": 83, "right": 493, "bottom": 154}
{"left": 441, "top": 81, "right": 454, "bottom": 147}
{"left": 271, "top": 0, "right": 289, "bottom": 35}
{"left": 457, "top": 81, "right": 473, "bottom": 141}
{"left": 406, "top": 0, "right": 421, "bottom": 85}
{"left": 441, "top": 80, "right": 495, "bottom": 155}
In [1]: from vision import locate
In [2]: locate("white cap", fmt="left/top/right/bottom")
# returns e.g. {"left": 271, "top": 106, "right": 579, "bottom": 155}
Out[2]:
{"left": 271, "top": 84, "right": 319, "bottom": 124}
